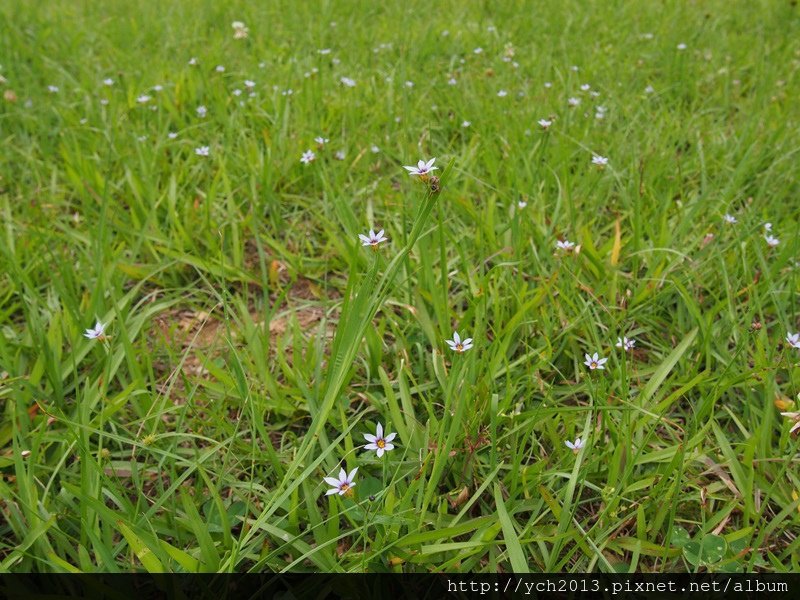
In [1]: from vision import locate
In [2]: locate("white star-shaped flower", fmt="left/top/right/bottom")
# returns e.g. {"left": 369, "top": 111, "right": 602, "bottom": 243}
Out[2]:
{"left": 723, "top": 214, "right": 737, "bottom": 224}
{"left": 324, "top": 467, "right": 358, "bottom": 496}
{"left": 565, "top": 437, "right": 584, "bottom": 453}
{"left": 446, "top": 331, "right": 473, "bottom": 353}
{"left": 363, "top": 423, "right": 397, "bottom": 457}
{"left": 403, "top": 158, "right": 438, "bottom": 177}
{"left": 584, "top": 352, "right": 608, "bottom": 370}
{"left": 592, "top": 155, "right": 609, "bottom": 167}
{"left": 84, "top": 321, "right": 107, "bottom": 340}
{"left": 556, "top": 239, "right": 575, "bottom": 251}
{"left": 616, "top": 337, "right": 636, "bottom": 351}
{"left": 765, "top": 235, "right": 780, "bottom": 248}
{"left": 786, "top": 332, "right": 800, "bottom": 350}
{"left": 300, "top": 150, "right": 315, "bottom": 164}
{"left": 195, "top": 146, "right": 210, "bottom": 156}
{"left": 358, "top": 229, "right": 388, "bottom": 247}
{"left": 538, "top": 118, "right": 552, "bottom": 129}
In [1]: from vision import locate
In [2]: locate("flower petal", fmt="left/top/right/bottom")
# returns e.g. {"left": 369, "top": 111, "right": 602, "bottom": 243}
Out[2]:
{"left": 364, "top": 433, "right": 377, "bottom": 443}
{"left": 375, "top": 423, "right": 383, "bottom": 439}
{"left": 325, "top": 488, "right": 339, "bottom": 496}
{"left": 384, "top": 432, "right": 397, "bottom": 442}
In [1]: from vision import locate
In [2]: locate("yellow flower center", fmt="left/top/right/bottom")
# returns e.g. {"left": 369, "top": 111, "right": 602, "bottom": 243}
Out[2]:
{"left": 340, "top": 483, "right": 350, "bottom": 493}
{"left": 377, "top": 439, "right": 385, "bottom": 449}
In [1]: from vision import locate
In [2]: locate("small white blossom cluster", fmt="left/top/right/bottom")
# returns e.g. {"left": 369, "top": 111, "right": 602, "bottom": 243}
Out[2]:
{"left": 232, "top": 21, "right": 249, "bottom": 39}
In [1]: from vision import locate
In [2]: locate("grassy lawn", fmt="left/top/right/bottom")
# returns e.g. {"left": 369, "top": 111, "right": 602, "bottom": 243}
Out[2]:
{"left": 1, "top": 0, "right": 799, "bottom": 573}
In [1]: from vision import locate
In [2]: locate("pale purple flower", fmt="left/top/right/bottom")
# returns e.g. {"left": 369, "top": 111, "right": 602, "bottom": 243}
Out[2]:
{"left": 616, "top": 337, "right": 636, "bottom": 351}
{"left": 787, "top": 332, "right": 800, "bottom": 350}
{"left": 556, "top": 239, "right": 575, "bottom": 251}
{"left": 300, "top": 150, "right": 316, "bottom": 164}
{"left": 584, "top": 352, "right": 608, "bottom": 370}
{"left": 446, "top": 332, "right": 473, "bottom": 353}
{"left": 84, "top": 321, "right": 107, "bottom": 340}
{"left": 565, "top": 437, "right": 584, "bottom": 453}
{"left": 358, "top": 229, "right": 388, "bottom": 247}
{"left": 324, "top": 467, "right": 358, "bottom": 496}
{"left": 363, "top": 423, "right": 397, "bottom": 457}
{"left": 403, "top": 158, "right": 438, "bottom": 176}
